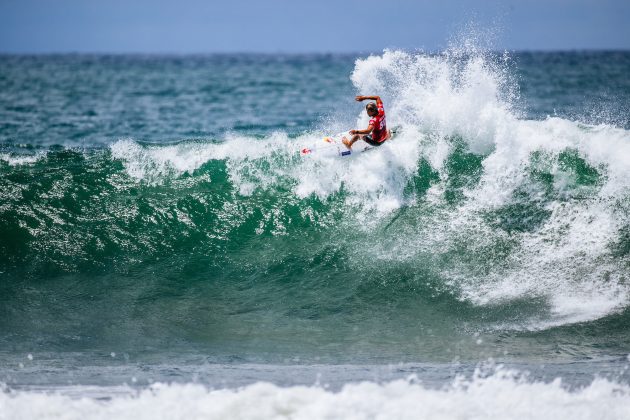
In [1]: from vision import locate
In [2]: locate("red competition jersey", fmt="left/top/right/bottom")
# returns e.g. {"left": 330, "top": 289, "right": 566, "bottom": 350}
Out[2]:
{"left": 369, "top": 99, "right": 387, "bottom": 142}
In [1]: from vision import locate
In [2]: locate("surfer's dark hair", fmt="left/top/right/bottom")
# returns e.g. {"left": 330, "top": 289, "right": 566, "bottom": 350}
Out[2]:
{"left": 366, "top": 102, "right": 377, "bottom": 113}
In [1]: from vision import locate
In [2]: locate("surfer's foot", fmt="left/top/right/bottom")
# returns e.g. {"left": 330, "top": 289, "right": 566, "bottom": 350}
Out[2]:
{"left": 342, "top": 137, "right": 352, "bottom": 150}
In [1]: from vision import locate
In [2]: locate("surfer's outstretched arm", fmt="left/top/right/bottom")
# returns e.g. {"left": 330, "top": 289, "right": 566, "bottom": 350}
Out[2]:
{"left": 356, "top": 95, "right": 381, "bottom": 102}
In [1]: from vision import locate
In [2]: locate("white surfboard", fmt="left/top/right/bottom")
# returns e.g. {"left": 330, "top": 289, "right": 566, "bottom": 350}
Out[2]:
{"left": 300, "top": 129, "right": 395, "bottom": 158}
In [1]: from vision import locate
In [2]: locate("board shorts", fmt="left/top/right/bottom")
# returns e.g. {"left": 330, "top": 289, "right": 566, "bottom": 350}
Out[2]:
{"left": 363, "top": 135, "right": 384, "bottom": 147}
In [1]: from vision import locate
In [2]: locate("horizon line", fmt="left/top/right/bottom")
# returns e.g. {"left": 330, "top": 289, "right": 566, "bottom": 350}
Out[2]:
{"left": 1, "top": 48, "right": 629, "bottom": 56}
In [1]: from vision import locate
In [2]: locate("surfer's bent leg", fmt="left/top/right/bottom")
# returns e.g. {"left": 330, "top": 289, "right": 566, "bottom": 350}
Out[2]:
{"left": 342, "top": 134, "right": 362, "bottom": 149}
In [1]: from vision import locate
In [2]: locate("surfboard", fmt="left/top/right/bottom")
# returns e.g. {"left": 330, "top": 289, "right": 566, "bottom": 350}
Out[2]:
{"left": 300, "top": 129, "right": 396, "bottom": 158}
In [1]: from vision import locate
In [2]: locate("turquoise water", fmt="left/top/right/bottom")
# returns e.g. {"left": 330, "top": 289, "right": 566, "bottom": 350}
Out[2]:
{"left": 1, "top": 50, "right": 630, "bottom": 418}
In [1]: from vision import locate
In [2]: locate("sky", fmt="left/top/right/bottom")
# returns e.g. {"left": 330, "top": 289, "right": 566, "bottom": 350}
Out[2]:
{"left": 0, "top": 0, "right": 628, "bottom": 53}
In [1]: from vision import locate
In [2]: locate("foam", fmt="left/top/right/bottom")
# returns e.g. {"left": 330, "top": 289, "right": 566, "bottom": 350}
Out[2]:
{"left": 0, "top": 152, "right": 45, "bottom": 166}
{"left": 2, "top": 369, "right": 629, "bottom": 420}
{"left": 347, "top": 51, "right": 630, "bottom": 328}
{"left": 109, "top": 128, "right": 423, "bottom": 218}
{"left": 439, "top": 118, "right": 630, "bottom": 328}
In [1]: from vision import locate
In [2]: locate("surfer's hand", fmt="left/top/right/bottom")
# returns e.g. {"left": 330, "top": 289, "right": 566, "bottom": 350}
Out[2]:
{"left": 349, "top": 129, "right": 357, "bottom": 135}
{"left": 355, "top": 96, "right": 365, "bottom": 102}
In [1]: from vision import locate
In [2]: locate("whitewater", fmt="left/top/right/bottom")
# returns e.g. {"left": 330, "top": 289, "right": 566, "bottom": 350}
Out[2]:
{"left": 3, "top": 368, "right": 630, "bottom": 420}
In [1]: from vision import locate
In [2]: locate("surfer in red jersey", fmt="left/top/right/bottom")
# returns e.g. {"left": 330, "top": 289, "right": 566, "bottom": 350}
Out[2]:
{"left": 342, "top": 95, "right": 391, "bottom": 150}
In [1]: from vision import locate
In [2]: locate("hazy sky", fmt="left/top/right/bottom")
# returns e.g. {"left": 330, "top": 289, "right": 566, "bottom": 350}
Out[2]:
{"left": 1, "top": 0, "right": 628, "bottom": 53}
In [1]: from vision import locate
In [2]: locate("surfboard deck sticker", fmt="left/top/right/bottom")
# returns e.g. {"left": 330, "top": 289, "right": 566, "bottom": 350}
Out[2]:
{"left": 300, "top": 129, "right": 396, "bottom": 158}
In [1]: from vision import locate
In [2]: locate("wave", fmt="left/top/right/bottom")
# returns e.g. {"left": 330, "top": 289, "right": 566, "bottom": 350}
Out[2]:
{"left": 1, "top": 50, "right": 629, "bottom": 333}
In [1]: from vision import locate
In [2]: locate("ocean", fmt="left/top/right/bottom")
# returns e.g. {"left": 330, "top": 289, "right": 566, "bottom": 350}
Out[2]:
{"left": 1, "top": 48, "right": 629, "bottom": 419}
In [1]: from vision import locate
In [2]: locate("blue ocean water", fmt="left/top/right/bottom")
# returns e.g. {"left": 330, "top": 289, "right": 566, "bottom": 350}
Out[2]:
{"left": 1, "top": 49, "right": 630, "bottom": 418}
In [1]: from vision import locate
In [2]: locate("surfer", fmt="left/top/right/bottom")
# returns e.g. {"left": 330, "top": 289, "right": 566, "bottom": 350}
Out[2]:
{"left": 342, "top": 95, "right": 391, "bottom": 150}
